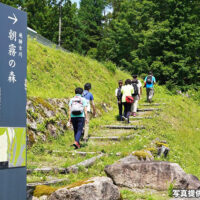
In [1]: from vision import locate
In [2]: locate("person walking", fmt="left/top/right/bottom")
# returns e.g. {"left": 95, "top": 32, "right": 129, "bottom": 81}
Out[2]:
{"left": 131, "top": 75, "right": 142, "bottom": 117}
{"left": 144, "top": 72, "right": 156, "bottom": 103}
{"left": 82, "top": 83, "right": 96, "bottom": 142}
{"left": 115, "top": 80, "right": 123, "bottom": 121}
{"left": 68, "top": 87, "right": 87, "bottom": 149}
{"left": 121, "top": 79, "right": 134, "bottom": 123}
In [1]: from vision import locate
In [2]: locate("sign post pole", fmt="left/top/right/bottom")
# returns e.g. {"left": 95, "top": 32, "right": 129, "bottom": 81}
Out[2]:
{"left": 0, "top": 3, "right": 27, "bottom": 200}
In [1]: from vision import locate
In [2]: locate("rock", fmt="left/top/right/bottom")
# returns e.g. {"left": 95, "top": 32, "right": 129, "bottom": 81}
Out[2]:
{"left": 118, "top": 155, "right": 139, "bottom": 163}
{"left": 116, "top": 152, "right": 121, "bottom": 156}
{"left": 37, "top": 132, "right": 47, "bottom": 142}
{"left": 57, "top": 121, "right": 66, "bottom": 131}
{"left": 187, "top": 174, "right": 200, "bottom": 189}
{"left": 104, "top": 161, "right": 200, "bottom": 191}
{"left": 31, "top": 197, "right": 40, "bottom": 200}
{"left": 27, "top": 188, "right": 34, "bottom": 200}
{"left": 47, "top": 124, "right": 57, "bottom": 137}
{"left": 44, "top": 108, "right": 55, "bottom": 118}
{"left": 48, "top": 177, "right": 121, "bottom": 200}
{"left": 101, "top": 103, "right": 108, "bottom": 112}
{"left": 157, "top": 146, "right": 170, "bottom": 158}
{"left": 27, "top": 118, "right": 37, "bottom": 130}
{"left": 29, "top": 196, "right": 48, "bottom": 200}
{"left": 39, "top": 196, "right": 48, "bottom": 200}
{"left": 48, "top": 188, "right": 70, "bottom": 200}
{"left": 27, "top": 100, "right": 35, "bottom": 111}
{"left": 27, "top": 130, "right": 37, "bottom": 146}
{"left": 37, "top": 114, "right": 44, "bottom": 124}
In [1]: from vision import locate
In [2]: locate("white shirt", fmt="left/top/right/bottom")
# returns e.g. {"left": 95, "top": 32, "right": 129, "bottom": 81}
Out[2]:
{"left": 137, "top": 80, "right": 142, "bottom": 95}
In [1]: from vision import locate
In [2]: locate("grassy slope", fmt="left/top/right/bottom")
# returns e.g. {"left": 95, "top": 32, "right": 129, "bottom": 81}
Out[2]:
{"left": 27, "top": 38, "right": 129, "bottom": 104}
{"left": 27, "top": 39, "right": 200, "bottom": 200}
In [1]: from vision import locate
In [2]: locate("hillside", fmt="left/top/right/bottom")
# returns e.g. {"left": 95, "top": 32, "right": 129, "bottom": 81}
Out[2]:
{"left": 27, "top": 38, "right": 129, "bottom": 102}
{"left": 27, "top": 39, "right": 200, "bottom": 200}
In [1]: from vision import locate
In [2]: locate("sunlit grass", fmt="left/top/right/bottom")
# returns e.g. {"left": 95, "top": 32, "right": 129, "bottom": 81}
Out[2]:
{"left": 27, "top": 39, "right": 200, "bottom": 199}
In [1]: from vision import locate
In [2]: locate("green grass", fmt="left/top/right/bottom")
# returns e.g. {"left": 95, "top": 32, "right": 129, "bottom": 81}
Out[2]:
{"left": 27, "top": 38, "right": 130, "bottom": 104}
{"left": 27, "top": 39, "right": 200, "bottom": 199}
{"left": 120, "top": 189, "right": 168, "bottom": 200}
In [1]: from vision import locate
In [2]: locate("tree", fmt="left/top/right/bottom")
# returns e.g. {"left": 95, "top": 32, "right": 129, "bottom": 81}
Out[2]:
{"left": 0, "top": 0, "right": 24, "bottom": 8}
{"left": 78, "top": 0, "right": 107, "bottom": 54}
{"left": 24, "top": 0, "right": 49, "bottom": 35}
{"left": 60, "top": 0, "right": 83, "bottom": 52}
{"left": 98, "top": 0, "right": 200, "bottom": 88}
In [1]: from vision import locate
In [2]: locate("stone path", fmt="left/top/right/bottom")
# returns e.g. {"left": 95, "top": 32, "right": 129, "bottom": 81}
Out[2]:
{"left": 27, "top": 178, "right": 69, "bottom": 189}
{"left": 27, "top": 101, "right": 165, "bottom": 198}
{"left": 87, "top": 104, "right": 162, "bottom": 143}
{"left": 27, "top": 154, "right": 104, "bottom": 175}
{"left": 101, "top": 125, "right": 145, "bottom": 129}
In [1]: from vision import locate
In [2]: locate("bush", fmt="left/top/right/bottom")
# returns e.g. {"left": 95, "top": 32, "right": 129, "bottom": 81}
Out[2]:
{"left": 103, "top": 61, "right": 117, "bottom": 73}
{"left": 87, "top": 48, "right": 97, "bottom": 59}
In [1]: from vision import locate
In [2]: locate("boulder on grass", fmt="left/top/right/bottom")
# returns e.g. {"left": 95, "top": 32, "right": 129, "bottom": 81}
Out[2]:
{"left": 48, "top": 177, "right": 121, "bottom": 200}
{"left": 105, "top": 161, "right": 200, "bottom": 191}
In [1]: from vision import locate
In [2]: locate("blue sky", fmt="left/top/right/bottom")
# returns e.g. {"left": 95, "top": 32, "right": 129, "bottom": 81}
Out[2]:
{"left": 70, "top": 0, "right": 113, "bottom": 13}
{"left": 71, "top": 0, "right": 80, "bottom": 7}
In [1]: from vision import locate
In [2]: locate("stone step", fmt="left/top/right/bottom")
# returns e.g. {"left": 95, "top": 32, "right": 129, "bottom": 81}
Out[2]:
{"left": 52, "top": 150, "right": 100, "bottom": 156}
{"left": 129, "top": 116, "right": 152, "bottom": 120}
{"left": 89, "top": 136, "right": 120, "bottom": 141}
{"left": 101, "top": 125, "right": 145, "bottom": 129}
{"left": 27, "top": 178, "right": 69, "bottom": 189}
{"left": 140, "top": 103, "right": 166, "bottom": 106}
{"left": 137, "top": 108, "right": 161, "bottom": 112}
{"left": 89, "top": 134, "right": 135, "bottom": 141}
{"left": 27, "top": 154, "right": 104, "bottom": 175}
{"left": 27, "top": 167, "right": 66, "bottom": 175}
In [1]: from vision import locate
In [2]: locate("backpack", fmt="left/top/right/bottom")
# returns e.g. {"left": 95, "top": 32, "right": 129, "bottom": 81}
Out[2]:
{"left": 82, "top": 90, "right": 89, "bottom": 98}
{"left": 132, "top": 80, "right": 139, "bottom": 96}
{"left": 126, "top": 96, "right": 134, "bottom": 104}
{"left": 71, "top": 96, "right": 84, "bottom": 115}
{"left": 117, "top": 88, "right": 122, "bottom": 100}
{"left": 146, "top": 75, "right": 153, "bottom": 84}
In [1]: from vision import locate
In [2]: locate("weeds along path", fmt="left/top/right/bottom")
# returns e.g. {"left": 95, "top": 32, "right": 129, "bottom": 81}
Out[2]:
{"left": 27, "top": 99, "right": 165, "bottom": 186}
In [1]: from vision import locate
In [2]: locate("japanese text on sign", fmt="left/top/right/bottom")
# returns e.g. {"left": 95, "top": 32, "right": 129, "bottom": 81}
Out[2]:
{"left": 7, "top": 27, "right": 23, "bottom": 83}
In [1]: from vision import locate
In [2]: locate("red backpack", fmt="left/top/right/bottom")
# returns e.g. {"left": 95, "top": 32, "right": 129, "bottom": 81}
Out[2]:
{"left": 126, "top": 96, "right": 134, "bottom": 103}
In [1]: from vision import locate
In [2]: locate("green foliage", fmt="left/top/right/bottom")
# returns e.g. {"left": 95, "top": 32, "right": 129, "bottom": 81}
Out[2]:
{"left": 103, "top": 61, "right": 117, "bottom": 73}
{"left": 87, "top": 48, "right": 98, "bottom": 59}
{"left": 3, "top": 0, "right": 200, "bottom": 88}
{"left": 120, "top": 189, "right": 167, "bottom": 200}
{"left": 0, "top": 0, "right": 24, "bottom": 8}
{"left": 97, "top": 0, "right": 200, "bottom": 88}
{"left": 27, "top": 109, "right": 39, "bottom": 120}
{"left": 168, "top": 183, "right": 174, "bottom": 197}
{"left": 77, "top": 0, "right": 107, "bottom": 54}
{"left": 188, "top": 86, "right": 200, "bottom": 104}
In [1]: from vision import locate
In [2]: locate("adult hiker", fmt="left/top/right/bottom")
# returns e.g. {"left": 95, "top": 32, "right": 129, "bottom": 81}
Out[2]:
{"left": 121, "top": 79, "right": 134, "bottom": 123}
{"left": 131, "top": 75, "right": 142, "bottom": 117}
{"left": 144, "top": 72, "right": 156, "bottom": 103}
{"left": 115, "top": 80, "right": 123, "bottom": 121}
{"left": 82, "top": 83, "right": 96, "bottom": 142}
{"left": 68, "top": 87, "right": 87, "bottom": 149}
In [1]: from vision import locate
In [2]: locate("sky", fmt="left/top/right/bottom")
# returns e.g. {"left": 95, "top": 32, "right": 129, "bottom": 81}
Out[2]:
{"left": 71, "top": 0, "right": 80, "bottom": 7}
{"left": 70, "top": 0, "right": 113, "bottom": 13}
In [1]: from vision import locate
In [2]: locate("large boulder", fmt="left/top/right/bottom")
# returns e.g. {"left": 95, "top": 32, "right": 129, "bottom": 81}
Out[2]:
{"left": 105, "top": 161, "right": 200, "bottom": 191}
{"left": 48, "top": 177, "right": 121, "bottom": 200}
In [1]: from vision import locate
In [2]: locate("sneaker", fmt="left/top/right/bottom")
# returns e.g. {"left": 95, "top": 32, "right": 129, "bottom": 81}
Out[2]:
{"left": 73, "top": 141, "right": 81, "bottom": 149}
{"left": 122, "top": 116, "right": 128, "bottom": 123}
